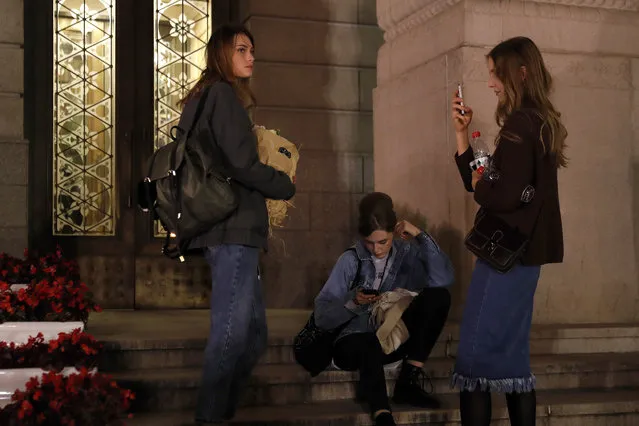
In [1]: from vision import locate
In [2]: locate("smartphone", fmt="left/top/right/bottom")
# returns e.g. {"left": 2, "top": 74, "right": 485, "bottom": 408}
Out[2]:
{"left": 457, "top": 83, "right": 465, "bottom": 116}
{"left": 361, "top": 288, "right": 380, "bottom": 296}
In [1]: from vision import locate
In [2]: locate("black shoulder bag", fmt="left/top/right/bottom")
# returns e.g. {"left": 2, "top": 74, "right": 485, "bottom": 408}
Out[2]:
{"left": 293, "top": 248, "right": 362, "bottom": 377}
{"left": 464, "top": 149, "right": 544, "bottom": 273}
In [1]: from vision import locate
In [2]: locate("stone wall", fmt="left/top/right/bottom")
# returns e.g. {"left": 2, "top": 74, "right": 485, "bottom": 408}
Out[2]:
{"left": 0, "top": 0, "right": 27, "bottom": 257}
{"left": 375, "top": 0, "right": 639, "bottom": 323}
{"left": 242, "top": 0, "right": 383, "bottom": 308}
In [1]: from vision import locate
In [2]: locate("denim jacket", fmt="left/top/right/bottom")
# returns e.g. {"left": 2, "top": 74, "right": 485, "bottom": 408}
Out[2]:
{"left": 313, "top": 232, "right": 454, "bottom": 341}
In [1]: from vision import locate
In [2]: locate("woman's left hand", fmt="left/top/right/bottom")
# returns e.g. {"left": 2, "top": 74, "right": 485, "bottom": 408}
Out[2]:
{"left": 395, "top": 220, "right": 421, "bottom": 240}
{"left": 471, "top": 171, "right": 481, "bottom": 190}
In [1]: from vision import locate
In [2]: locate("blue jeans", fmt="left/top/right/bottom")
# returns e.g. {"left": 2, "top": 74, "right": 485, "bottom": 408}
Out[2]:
{"left": 195, "top": 244, "right": 267, "bottom": 423}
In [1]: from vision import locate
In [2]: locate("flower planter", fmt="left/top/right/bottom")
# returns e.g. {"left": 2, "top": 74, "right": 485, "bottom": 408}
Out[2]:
{"left": 0, "top": 367, "right": 96, "bottom": 408}
{"left": 0, "top": 321, "right": 84, "bottom": 345}
{"left": 0, "top": 248, "right": 132, "bottom": 422}
{"left": 8, "top": 284, "right": 28, "bottom": 292}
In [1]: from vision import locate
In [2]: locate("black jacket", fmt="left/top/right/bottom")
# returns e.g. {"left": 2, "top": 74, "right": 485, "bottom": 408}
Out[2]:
{"left": 454, "top": 104, "right": 564, "bottom": 266}
{"left": 183, "top": 81, "right": 296, "bottom": 250}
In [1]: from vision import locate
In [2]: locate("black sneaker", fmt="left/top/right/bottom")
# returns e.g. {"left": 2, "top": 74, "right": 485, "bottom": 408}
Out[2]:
{"left": 392, "top": 362, "right": 441, "bottom": 409}
{"left": 374, "top": 412, "right": 397, "bottom": 426}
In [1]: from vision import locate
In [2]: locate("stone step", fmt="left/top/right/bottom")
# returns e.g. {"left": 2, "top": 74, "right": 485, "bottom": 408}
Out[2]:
{"left": 527, "top": 323, "right": 639, "bottom": 354}
{"left": 95, "top": 311, "right": 639, "bottom": 371}
{"left": 95, "top": 309, "right": 450, "bottom": 370}
{"left": 125, "top": 389, "right": 639, "bottom": 425}
{"left": 90, "top": 311, "right": 639, "bottom": 356}
{"left": 99, "top": 337, "right": 450, "bottom": 371}
{"left": 112, "top": 353, "right": 639, "bottom": 412}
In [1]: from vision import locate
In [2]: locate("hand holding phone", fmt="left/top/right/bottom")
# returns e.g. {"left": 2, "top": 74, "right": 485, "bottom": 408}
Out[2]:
{"left": 457, "top": 83, "right": 465, "bottom": 116}
{"left": 452, "top": 83, "right": 473, "bottom": 134}
{"left": 354, "top": 288, "right": 380, "bottom": 305}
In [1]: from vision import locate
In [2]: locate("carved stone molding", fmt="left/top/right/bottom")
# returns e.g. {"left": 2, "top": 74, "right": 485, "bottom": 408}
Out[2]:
{"left": 378, "top": 0, "right": 462, "bottom": 41}
{"left": 461, "top": 46, "right": 632, "bottom": 89}
{"left": 527, "top": 0, "right": 639, "bottom": 12}
{"left": 376, "top": 0, "right": 434, "bottom": 32}
{"left": 378, "top": 0, "right": 639, "bottom": 42}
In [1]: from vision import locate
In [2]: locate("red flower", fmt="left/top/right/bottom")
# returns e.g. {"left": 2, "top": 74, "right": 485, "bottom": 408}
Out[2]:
{"left": 1, "top": 247, "right": 100, "bottom": 331}
{"left": 49, "top": 399, "right": 62, "bottom": 412}
{"left": 1, "top": 368, "right": 134, "bottom": 423}
{"left": 80, "top": 343, "right": 94, "bottom": 355}
{"left": 11, "top": 389, "right": 25, "bottom": 402}
{"left": 48, "top": 339, "right": 60, "bottom": 352}
{"left": 25, "top": 378, "right": 40, "bottom": 392}
{"left": 17, "top": 400, "right": 33, "bottom": 419}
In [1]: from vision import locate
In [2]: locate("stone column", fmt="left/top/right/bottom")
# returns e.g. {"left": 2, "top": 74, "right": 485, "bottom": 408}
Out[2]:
{"left": 0, "top": 0, "right": 27, "bottom": 257}
{"left": 374, "top": 0, "right": 639, "bottom": 324}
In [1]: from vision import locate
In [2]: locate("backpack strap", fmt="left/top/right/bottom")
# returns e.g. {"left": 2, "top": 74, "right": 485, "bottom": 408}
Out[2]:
{"left": 172, "top": 84, "right": 212, "bottom": 143}
{"left": 160, "top": 87, "right": 213, "bottom": 262}
{"left": 143, "top": 85, "right": 212, "bottom": 181}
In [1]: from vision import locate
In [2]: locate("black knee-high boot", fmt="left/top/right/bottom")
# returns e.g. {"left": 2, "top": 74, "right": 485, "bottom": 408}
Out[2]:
{"left": 505, "top": 390, "right": 536, "bottom": 426}
{"left": 460, "top": 389, "right": 492, "bottom": 426}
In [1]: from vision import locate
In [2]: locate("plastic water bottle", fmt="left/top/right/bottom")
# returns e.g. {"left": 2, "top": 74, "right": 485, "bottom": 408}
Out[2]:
{"left": 469, "top": 131, "right": 491, "bottom": 175}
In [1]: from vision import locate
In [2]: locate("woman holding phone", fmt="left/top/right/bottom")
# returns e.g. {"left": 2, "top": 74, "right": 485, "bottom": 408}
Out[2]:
{"left": 313, "top": 192, "right": 455, "bottom": 426}
{"left": 450, "top": 36, "right": 567, "bottom": 426}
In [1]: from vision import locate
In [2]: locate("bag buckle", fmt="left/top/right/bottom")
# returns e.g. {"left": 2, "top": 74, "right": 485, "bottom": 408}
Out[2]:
{"left": 488, "top": 230, "right": 504, "bottom": 254}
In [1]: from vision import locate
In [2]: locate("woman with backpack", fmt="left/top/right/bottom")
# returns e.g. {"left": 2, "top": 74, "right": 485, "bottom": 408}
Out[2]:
{"left": 313, "top": 192, "right": 454, "bottom": 426}
{"left": 450, "top": 36, "right": 567, "bottom": 426}
{"left": 177, "top": 25, "right": 296, "bottom": 425}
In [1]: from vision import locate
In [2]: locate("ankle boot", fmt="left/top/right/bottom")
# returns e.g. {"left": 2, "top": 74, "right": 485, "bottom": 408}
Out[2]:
{"left": 392, "top": 361, "right": 440, "bottom": 409}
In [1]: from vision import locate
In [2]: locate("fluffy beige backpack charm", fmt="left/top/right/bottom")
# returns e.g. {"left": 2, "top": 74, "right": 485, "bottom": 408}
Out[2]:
{"left": 254, "top": 125, "right": 300, "bottom": 233}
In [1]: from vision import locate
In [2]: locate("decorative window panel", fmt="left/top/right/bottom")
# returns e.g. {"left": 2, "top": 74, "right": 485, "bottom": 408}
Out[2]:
{"left": 154, "top": 0, "right": 212, "bottom": 151}
{"left": 154, "top": 0, "right": 212, "bottom": 236}
{"left": 53, "top": 0, "right": 115, "bottom": 235}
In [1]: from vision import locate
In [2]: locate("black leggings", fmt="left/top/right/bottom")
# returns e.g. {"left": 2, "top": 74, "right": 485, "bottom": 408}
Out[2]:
{"left": 460, "top": 389, "right": 536, "bottom": 426}
{"left": 333, "top": 287, "right": 451, "bottom": 412}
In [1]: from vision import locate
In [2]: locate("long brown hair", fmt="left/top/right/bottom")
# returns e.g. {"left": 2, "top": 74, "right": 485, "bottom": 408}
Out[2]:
{"left": 179, "top": 24, "right": 256, "bottom": 109}
{"left": 488, "top": 37, "right": 568, "bottom": 168}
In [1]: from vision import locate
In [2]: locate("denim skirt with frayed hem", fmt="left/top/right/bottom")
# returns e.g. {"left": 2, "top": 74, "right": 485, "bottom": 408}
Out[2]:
{"left": 451, "top": 259, "right": 541, "bottom": 393}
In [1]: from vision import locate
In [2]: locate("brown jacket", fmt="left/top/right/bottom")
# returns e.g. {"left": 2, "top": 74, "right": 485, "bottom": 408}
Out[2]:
{"left": 455, "top": 106, "right": 564, "bottom": 266}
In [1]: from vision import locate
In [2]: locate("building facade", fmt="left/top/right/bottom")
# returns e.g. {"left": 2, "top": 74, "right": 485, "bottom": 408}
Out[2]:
{"left": 7, "top": 0, "right": 381, "bottom": 309}
{"left": 3, "top": 0, "right": 639, "bottom": 326}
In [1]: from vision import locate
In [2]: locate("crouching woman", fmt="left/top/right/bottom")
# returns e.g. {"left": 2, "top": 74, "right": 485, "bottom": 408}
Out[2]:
{"left": 313, "top": 192, "right": 455, "bottom": 426}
